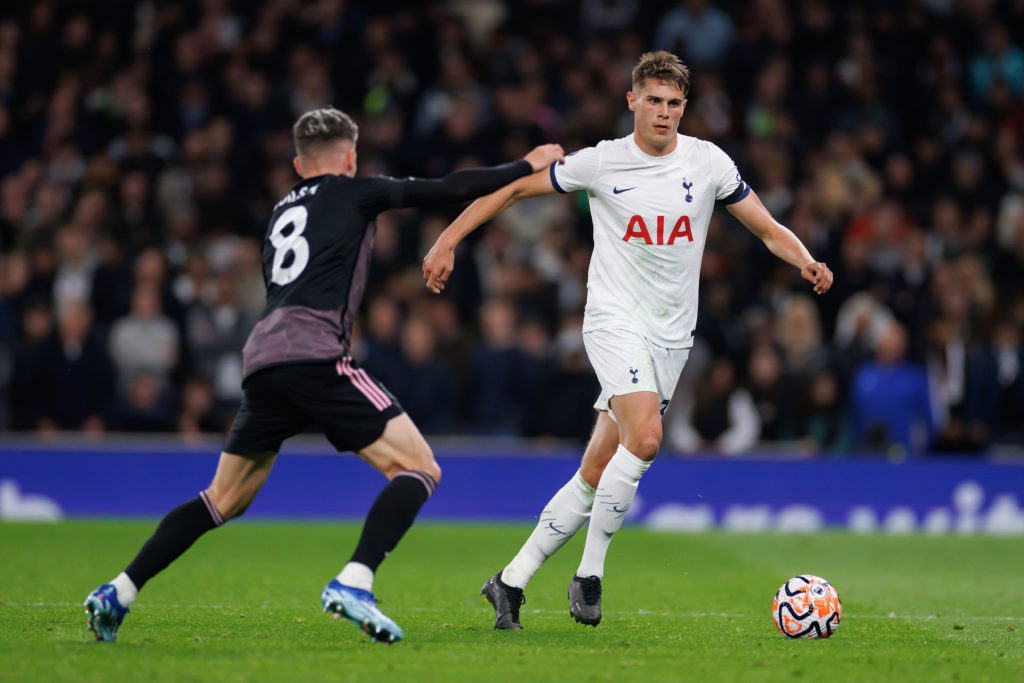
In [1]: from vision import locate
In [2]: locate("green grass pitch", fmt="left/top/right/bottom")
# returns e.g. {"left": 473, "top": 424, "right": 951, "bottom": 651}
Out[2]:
{"left": 2, "top": 520, "right": 1023, "bottom": 682}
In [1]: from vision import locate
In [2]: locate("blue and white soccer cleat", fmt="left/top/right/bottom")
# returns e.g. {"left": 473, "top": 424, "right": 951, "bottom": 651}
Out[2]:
{"left": 321, "top": 579, "right": 404, "bottom": 644}
{"left": 84, "top": 584, "right": 129, "bottom": 642}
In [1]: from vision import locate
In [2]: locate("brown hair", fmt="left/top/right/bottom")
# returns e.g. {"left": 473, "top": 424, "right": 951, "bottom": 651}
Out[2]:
{"left": 292, "top": 107, "right": 358, "bottom": 157}
{"left": 631, "top": 51, "right": 690, "bottom": 96}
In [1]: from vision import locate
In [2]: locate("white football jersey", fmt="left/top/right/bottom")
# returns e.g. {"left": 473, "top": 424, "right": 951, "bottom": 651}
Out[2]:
{"left": 550, "top": 134, "right": 748, "bottom": 348}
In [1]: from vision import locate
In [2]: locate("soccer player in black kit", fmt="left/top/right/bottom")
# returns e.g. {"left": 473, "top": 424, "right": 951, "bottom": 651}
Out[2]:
{"left": 83, "top": 108, "right": 564, "bottom": 644}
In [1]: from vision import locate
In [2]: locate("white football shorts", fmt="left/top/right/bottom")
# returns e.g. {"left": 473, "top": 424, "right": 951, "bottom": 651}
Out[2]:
{"left": 583, "top": 328, "right": 690, "bottom": 419}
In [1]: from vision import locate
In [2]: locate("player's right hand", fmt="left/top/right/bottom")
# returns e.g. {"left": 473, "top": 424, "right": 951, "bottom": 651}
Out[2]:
{"left": 523, "top": 144, "right": 565, "bottom": 173}
{"left": 423, "top": 238, "right": 455, "bottom": 294}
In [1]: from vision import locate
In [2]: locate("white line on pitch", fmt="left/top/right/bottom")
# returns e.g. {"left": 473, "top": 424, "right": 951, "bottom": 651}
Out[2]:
{"left": 5, "top": 602, "right": 1024, "bottom": 621}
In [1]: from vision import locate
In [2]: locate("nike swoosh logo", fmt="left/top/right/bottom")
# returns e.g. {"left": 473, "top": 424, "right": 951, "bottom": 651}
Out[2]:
{"left": 612, "top": 186, "right": 636, "bottom": 194}
{"left": 547, "top": 522, "right": 569, "bottom": 535}
{"left": 612, "top": 505, "right": 630, "bottom": 514}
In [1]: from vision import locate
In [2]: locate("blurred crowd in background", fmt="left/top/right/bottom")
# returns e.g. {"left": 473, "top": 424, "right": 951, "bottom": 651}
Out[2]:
{"left": 0, "top": 0, "right": 1023, "bottom": 456}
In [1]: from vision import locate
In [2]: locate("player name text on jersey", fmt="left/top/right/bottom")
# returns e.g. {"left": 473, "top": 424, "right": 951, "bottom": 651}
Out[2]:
{"left": 274, "top": 183, "right": 320, "bottom": 211}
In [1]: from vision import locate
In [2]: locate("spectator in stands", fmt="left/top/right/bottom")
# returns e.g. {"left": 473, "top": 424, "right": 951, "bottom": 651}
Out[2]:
{"left": 968, "top": 23, "right": 1024, "bottom": 104}
{"left": 667, "top": 357, "right": 760, "bottom": 455}
{"left": 850, "top": 321, "right": 934, "bottom": 454}
{"left": 113, "top": 170, "right": 161, "bottom": 252}
{"left": 0, "top": 250, "right": 28, "bottom": 429}
{"left": 775, "top": 293, "right": 830, "bottom": 399}
{"left": 791, "top": 370, "right": 851, "bottom": 454}
{"left": 9, "top": 299, "right": 53, "bottom": 430}
{"left": 536, "top": 321, "right": 602, "bottom": 441}
{"left": 465, "top": 298, "right": 539, "bottom": 435}
{"left": 746, "top": 341, "right": 786, "bottom": 441}
{"left": 177, "top": 374, "right": 224, "bottom": 438}
{"left": 131, "top": 247, "right": 186, "bottom": 331}
{"left": 966, "top": 318, "right": 1024, "bottom": 446}
{"left": 108, "top": 283, "right": 179, "bottom": 396}
{"left": 89, "top": 232, "right": 133, "bottom": 331}
{"left": 1, "top": 0, "right": 1023, "bottom": 456}
{"left": 109, "top": 372, "right": 177, "bottom": 433}
{"left": 30, "top": 298, "right": 115, "bottom": 433}
{"left": 390, "top": 315, "right": 454, "bottom": 435}
{"left": 52, "top": 224, "right": 97, "bottom": 313}
{"left": 925, "top": 315, "right": 979, "bottom": 452}
{"left": 359, "top": 295, "right": 403, "bottom": 391}
{"left": 0, "top": 249, "right": 29, "bottom": 343}
{"left": 887, "top": 229, "right": 932, "bottom": 357}
{"left": 654, "top": 0, "right": 735, "bottom": 68}
{"left": 183, "top": 271, "right": 254, "bottom": 407}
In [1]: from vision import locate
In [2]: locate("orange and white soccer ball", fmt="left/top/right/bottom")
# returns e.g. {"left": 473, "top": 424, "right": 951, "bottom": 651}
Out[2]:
{"left": 772, "top": 575, "right": 842, "bottom": 638}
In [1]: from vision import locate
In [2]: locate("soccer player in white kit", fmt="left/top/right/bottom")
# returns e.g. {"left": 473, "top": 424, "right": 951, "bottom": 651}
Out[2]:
{"left": 422, "top": 51, "right": 833, "bottom": 629}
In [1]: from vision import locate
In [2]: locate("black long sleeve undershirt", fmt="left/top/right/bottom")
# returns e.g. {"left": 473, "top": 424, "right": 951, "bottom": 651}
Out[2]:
{"left": 390, "top": 160, "right": 532, "bottom": 209}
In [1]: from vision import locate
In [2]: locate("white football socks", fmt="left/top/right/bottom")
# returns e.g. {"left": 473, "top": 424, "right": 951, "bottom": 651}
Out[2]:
{"left": 577, "top": 445, "right": 651, "bottom": 579}
{"left": 501, "top": 471, "right": 596, "bottom": 589}
{"left": 337, "top": 562, "right": 374, "bottom": 592}
{"left": 110, "top": 572, "right": 138, "bottom": 607}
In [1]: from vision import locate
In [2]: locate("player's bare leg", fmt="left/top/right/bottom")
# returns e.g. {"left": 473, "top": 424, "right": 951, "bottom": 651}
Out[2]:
{"left": 355, "top": 413, "right": 442, "bottom": 482}
{"left": 571, "top": 391, "right": 661, "bottom": 626}
{"left": 483, "top": 411, "right": 620, "bottom": 630}
{"left": 321, "top": 414, "right": 440, "bottom": 644}
{"left": 84, "top": 450, "right": 276, "bottom": 642}
{"left": 578, "top": 410, "right": 624, "bottom": 488}
{"left": 206, "top": 450, "right": 279, "bottom": 518}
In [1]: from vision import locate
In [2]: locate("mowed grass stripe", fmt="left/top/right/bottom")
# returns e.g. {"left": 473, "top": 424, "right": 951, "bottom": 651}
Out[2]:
{"left": 2, "top": 521, "right": 1022, "bottom": 683}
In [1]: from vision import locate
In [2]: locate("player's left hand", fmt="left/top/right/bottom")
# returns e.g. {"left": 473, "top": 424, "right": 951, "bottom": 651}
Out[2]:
{"left": 423, "top": 239, "right": 455, "bottom": 293}
{"left": 801, "top": 261, "right": 833, "bottom": 295}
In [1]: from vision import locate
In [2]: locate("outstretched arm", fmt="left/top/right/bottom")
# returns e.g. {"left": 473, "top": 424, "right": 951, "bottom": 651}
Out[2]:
{"left": 422, "top": 166, "right": 558, "bottom": 293}
{"left": 727, "top": 189, "right": 834, "bottom": 295}
{"left": 396, "top": 144, "right": 563, "bottom": 209}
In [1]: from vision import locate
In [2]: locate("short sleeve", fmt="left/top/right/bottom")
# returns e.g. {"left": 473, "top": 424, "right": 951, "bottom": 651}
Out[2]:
{"left": 550, "top": 144, "right": 602, "bottom": 194}
{"left": 709, "top": 143, "right": 749, "bottom": 204}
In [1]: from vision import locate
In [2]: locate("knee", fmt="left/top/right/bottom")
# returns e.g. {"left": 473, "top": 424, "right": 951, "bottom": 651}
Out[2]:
{"left": 423, "top": 457, "right": 442, "bottom": 485}
{"left": 624, "top": 424, "right": 662, "bottom": 461}
{"left": 392, "top": 442, "right": 441, "bottom": 485}
{"left": 412, "top": 441, "right": 441, "bottom": 484}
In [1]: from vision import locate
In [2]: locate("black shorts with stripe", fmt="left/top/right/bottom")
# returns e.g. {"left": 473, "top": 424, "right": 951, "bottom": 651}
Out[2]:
{"left": 224, "top": 358, "right": 403, "bottom": 455}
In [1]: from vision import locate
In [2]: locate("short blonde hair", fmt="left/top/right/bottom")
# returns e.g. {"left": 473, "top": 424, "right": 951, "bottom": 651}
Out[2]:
{"left": 632, "top": 51, "right": 690, "bottom": 96}
{"left": 292, "top": 107, "right": 358, "bottom": 157}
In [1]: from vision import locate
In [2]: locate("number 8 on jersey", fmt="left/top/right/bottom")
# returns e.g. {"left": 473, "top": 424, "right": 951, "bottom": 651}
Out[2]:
{"left": 269, "top": 205, "right": 310, "bottom": 285}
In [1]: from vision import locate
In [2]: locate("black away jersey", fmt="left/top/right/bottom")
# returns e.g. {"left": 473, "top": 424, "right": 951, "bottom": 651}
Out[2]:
{"left": 241, "top": 161, "right": 531, "bottom": 379}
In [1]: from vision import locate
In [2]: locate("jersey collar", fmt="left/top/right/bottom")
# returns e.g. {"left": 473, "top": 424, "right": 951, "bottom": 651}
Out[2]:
{"left": 628, "top": 133, "right": 685, "bottom": 162}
